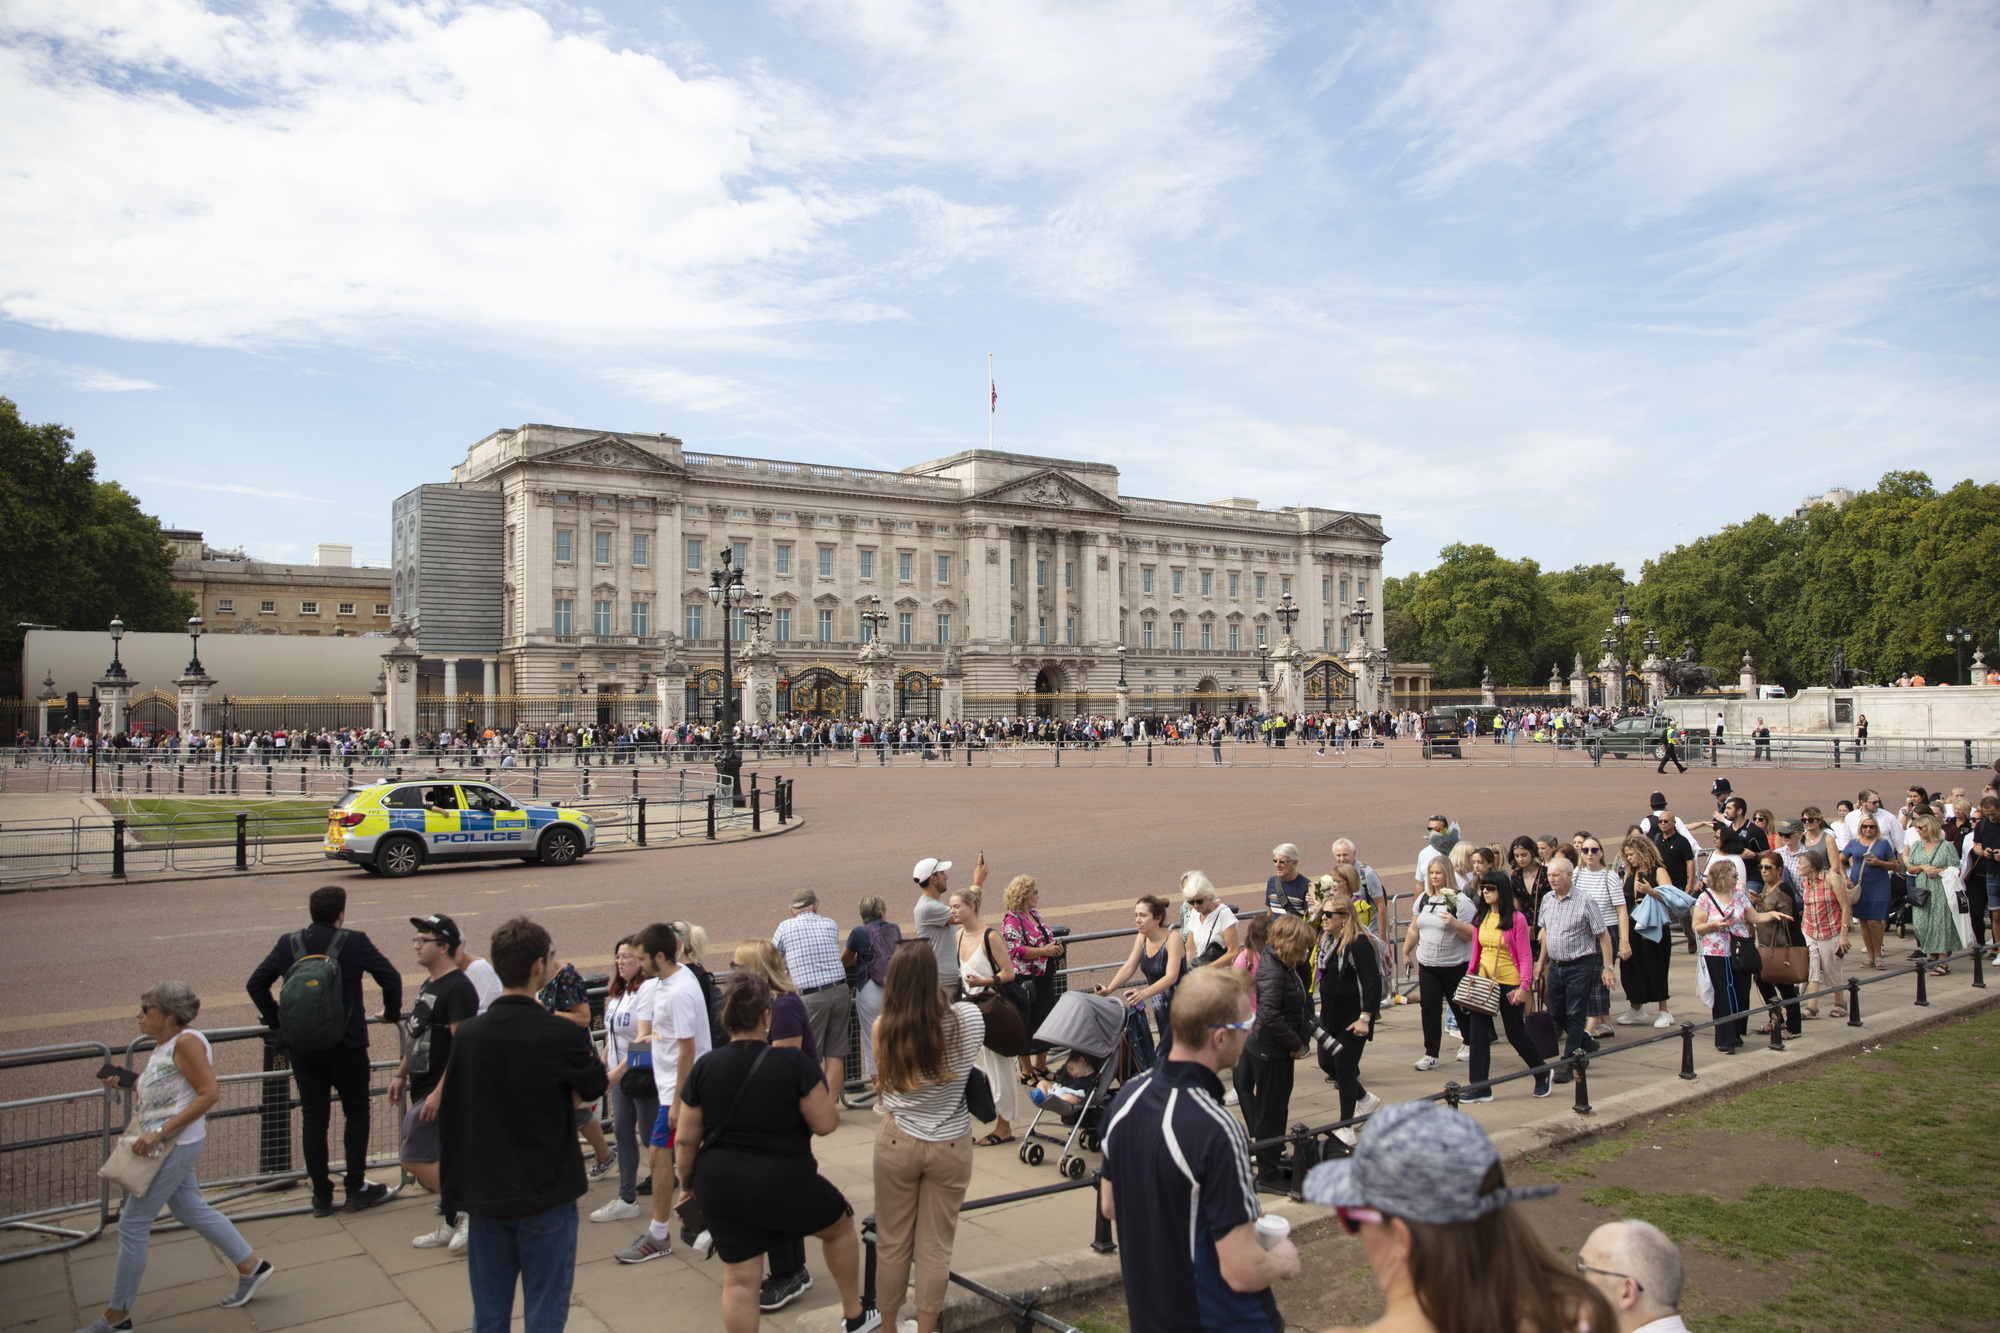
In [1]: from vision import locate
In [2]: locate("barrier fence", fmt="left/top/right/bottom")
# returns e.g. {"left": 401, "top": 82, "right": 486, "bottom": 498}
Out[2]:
{"left": 0, "top": 769, "right": 805, "bottom": 885}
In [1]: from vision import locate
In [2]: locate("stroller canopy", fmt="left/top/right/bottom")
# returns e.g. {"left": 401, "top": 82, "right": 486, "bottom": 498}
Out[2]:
{"left": 1034, "top": 992, "right": 1125, "bottom": 1059}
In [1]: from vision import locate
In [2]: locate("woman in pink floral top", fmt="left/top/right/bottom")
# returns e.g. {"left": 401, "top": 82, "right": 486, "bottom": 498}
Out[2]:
{"left": 1002, "top": 876, "right": 1064, "bottom": 1080}
{"left": 1691, "top": 860, "right": 1792, "bottom": 1054}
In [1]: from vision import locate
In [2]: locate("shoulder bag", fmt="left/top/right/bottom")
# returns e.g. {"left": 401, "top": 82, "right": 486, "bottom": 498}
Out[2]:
{"left": 100, "top": 1133, "right": 178, "bottom": 1198}
{"left": 1757, "top": 913, "right": 1809, "bottom": 986}
{"left": 1453, "top": 973, "right": 1502, "bottom": 1015}
{"left": 676, "top": 1043, "right": 773, "bottom": 1242}
{"left": 1705, "top": 892, "right": 1763, "bottom": 973}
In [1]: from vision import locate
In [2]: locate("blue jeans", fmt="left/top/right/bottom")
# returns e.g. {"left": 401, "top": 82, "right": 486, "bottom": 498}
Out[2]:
{"left": 466, "top": 1200, "right": 580, "bottom": 1333}
{"left": 1545, "top": 957, "right": 1597, "bottom": 1059}
{"left": 111, "top": 1138, "right": 253, "bottom": 1310}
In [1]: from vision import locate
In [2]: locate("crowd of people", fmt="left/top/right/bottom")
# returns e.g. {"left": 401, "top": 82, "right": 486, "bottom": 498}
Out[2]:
{"left": 78, "top": 761, "right": 2000, "bottom": 1333}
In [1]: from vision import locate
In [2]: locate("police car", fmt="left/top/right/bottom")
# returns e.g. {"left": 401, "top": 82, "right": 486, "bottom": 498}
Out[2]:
{"left": 324, "top": 779, "right": 595, "bottom": 878}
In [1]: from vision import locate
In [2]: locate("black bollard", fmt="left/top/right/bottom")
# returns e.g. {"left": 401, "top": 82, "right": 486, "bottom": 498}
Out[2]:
{"left": 1678, "top": 1024, "right": 1698, "bottom": 1079}
{"left": 583, "top": 768, "right": 591, "bottom": 798}
{"left": 1847, "top": 977, "right": 1862, "bottom": 1027}
{"left": 1915, "top": 959, "right": 1929, "bottom": 1008}
{"left": 706, "top": 793, "right": 716, "bottom": 840}
{"left": 265, "top": 765, "right": 273, "bottom": 796}
{"left": 1146, "top": 740, "right": 1152, "bottom": 767}
{"left": 1091, "top": 1179, "right": 1117, "bottom": 1254}
{"left": 1973, "top": 947, "right": 1986, "bottom": 990}
{"left": 236, "top": 811, "right": 248, "bottom": 871}
{"left": 1442, "top": 1080, "right": 1461, "bottom": 1110}
{"left": 1767, "top": 1003, "right": 1786, "bottom": 1051}
{"left": 751, "top": 787, "right": 762, "bottom": 832}
{"left": 1572, "top": 1056, "right": 1593, "bottom": 1115}
{"left": 637, "top": 797, "right": 647, "bottom": 846}
{"left": 111, "top": 819, "right": 126, "bottom": 879}
{"left": 177, "top": 763, "right": 184, "bottom": 794}
{"left": 1054, "top": 744, "right": 1060, "bottom": 767}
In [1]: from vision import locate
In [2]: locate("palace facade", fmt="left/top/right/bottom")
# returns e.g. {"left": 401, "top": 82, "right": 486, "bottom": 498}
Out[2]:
{"left": 396, "top": 425, "right": 1396, "bottom": 722}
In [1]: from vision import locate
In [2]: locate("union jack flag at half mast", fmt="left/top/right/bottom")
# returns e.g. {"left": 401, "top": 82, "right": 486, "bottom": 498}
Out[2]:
{"left": 988, "top": 351, "right": 997, "bottom": 448}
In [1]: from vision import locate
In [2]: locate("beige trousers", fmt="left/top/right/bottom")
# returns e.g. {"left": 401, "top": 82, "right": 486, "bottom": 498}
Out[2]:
{"left": 872, "top": 1114, "right": 975, "bottom": 1317}
{"left": 1806, "top": 934, "right": 1845, "bottom": 1005}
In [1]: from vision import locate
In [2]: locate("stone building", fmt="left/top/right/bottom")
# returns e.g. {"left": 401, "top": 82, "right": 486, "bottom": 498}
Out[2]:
{"left": 167, "top": 532, "right": 393, "bottom": 638}
{"left": 398, "top": 425, "right": 1395, "bottom": 724}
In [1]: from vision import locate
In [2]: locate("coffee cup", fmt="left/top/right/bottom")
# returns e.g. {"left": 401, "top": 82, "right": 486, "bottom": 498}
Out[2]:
{"left": 1255, "top": 1214, "right": 1290, "bottom": 1250}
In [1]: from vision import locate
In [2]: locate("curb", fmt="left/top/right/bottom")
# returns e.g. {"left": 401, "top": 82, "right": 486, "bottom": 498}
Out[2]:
{"left": 0, "top": 816, "right": 806, "bottom": 895}
{"left": 803, "top": 971, "right": 1998, "bottom": 1333}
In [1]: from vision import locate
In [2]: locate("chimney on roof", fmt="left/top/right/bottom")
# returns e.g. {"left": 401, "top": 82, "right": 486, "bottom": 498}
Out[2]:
{"left": 313, "top": 544, "right": 353, "bottom": 568}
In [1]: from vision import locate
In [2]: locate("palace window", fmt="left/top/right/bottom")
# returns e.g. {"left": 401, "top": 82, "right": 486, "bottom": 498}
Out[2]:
{"left": 1036, "top": 560, "right": 1046, "bottom": 588}
{"left": 1254, "top": 574, "right": 1265, "bottom": 599}
{"left": 1142, "top": 619, "right": 1155, "bottom": 649}
{"left": 775, "top": 608, "right": 791, "bottom": 641}
{"left": 1066, "top": 616, "right": 1075, "bottom": 645}
{"left": 556, "top": 530, "right": 573, "bottom": 563}
{"left": 1065, "top": 561, "right": 1073, "bottom": 590}
{"left": 1172, "top": 570, "right": 1183, "bottom": 595}
{"left": 775, "top": 544, "right": 791, "bottom": 575}
{"left": 731, "top": 606, "right": 745, "bottom": 641}
{"left": 1038, "top": 616, "right": 1047, "bottom": 645}
{"left": 1200, "top": 571, "right": 1211, "bottom": 596}
{"left": 1201, "top": 622, "right": 1212, "bottom": 650}
{"left": 374, "top": 603, "right": 389, "bottom": 616}
{"left": 553, "top": 599, "right": 572, "bottom": 635}
{"left": 1229, "top": 573, "right": 1239, "bottom": 598}
{"left": 1172, "top": 621, "right": 1184, "bottom": 649}
{"left": 260, "top": 600, "right": 276, "bottom": 614}
{"left": 1010, "top": 615, "right": 1018, "bottom": 643}
{"left": 818, "top": 547, "right": 833, "bottom": 577}
{"left": 593, "top": 600, "right": 613, "bottom": 635}
{"left": 732, "top": 541, "right": 747, "bottom": 571}
{"left": 818, "top": 609, "right": 833, "bottom": 642}
{"left": 936, "top": 554, "right": 949, "bottom": 584}
{"left": 338, "top": 602, "right": 355, "bottom": 616}
{"left": 898, "top": 612, "right": 912, "bottom": 644}
{"left": 899, "top": 552, "right": 913, "bottom": 582}
{"left": 859, "top": 550, "right": 874, "bottom": 579}
{"left": 936, "top": 613, "right": 951, "bottom": 644}
{"left": 684, "top": 605, "right": 702, "bottom": 641}
{"left": 1142, "top": 567, "right": 1153, "bottom": 593}
{"left": 1229, "top": 624, "right": 1240, "bottom": 650}
{"left": 630, "top": 601, "right": 649, "bottom": 637}
{"left": 631, "top": 534, "right": 648, "bottom": 567}
{"left": 1256, "top": 624, "right": 1267, "bottom": 648}
{"left": 300, "top": 601, "right": 318, "bottom": 615}
{"left": 218, "top": 599, "right": 233, "bottom": 613}
{"left": 1281, "top": 576, "right": 1291, "bottom": 596}
{"left": 686, "top": 539, "right": 702, "bottom": 571}
{"left": 594, "top": 531, "right": 611, "bottom": 565}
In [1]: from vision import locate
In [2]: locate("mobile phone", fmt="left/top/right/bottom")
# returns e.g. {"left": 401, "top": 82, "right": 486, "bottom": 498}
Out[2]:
{"left": 96, "top": 1062, "right": 137, "bottom": 1088}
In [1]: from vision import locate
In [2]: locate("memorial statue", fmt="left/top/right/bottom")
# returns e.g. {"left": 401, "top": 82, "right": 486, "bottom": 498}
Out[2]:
{"left": 1661, "top": 648, "right": 1721, "bottom": 696}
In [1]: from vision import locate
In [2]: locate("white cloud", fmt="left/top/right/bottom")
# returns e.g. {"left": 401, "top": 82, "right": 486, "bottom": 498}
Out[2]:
{"left": 0, "top": 349, "right": 159, "bottom": 390}
{"left": 141, "top": 475, "right": 332, "bottom": 503}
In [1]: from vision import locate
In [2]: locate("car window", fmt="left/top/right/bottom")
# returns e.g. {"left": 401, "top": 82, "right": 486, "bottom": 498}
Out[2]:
{"left": 424, "top": 786, "right": 461, "bottom": 810}
{"left": 462, "top": 785, "right": 517, "bottom": 812}
{"left": 382, "top": 786, "right": 424, "bottom": 809}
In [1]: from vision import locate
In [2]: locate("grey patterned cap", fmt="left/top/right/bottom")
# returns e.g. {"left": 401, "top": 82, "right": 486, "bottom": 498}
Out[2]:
{"left": 1302, "top": 1100, "right": 1557, "bottom": 1223}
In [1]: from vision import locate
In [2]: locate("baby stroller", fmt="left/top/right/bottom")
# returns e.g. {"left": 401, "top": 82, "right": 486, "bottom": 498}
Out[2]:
{"left": 1017, "top": 991, "right": 1124, "bottom": 1179}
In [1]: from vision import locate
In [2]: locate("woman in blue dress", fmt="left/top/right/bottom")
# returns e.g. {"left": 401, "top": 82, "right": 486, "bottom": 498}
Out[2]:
{"left": 1842, "top": 815, "right": 1896, "bottom": 971}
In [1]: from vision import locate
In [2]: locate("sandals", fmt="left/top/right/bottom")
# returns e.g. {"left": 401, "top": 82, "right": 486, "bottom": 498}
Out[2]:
{"left": 975, "top": 1133, "right": 1015, "bottom": 1147}
{"left": 1752, "top": 1024, "right": 1774, "bottom": 1035}
{"left": 1830, "top": 1008, "right": 1848, "bottom": 1019}
{"left": 1930, "top": 964, "right": 1950, "bottom": 977}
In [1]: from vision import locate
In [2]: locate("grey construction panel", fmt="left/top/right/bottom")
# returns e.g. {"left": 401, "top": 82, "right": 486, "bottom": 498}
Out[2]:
{"left": 397, "top": 483, "right": 502, "bottom": 655}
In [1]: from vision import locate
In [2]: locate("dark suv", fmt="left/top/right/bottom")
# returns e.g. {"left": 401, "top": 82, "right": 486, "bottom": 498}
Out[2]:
{"left": 1583, "top": 714, "right": 1675, "bottom": 760}
{"left": 1423, "top": 705, "right": 1502, "bottom": 758}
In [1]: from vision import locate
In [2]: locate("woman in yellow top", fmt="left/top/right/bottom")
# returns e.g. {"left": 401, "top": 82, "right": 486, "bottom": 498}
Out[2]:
{"left": 1457, "top": 872, "right": 1549, "bottom": 1102}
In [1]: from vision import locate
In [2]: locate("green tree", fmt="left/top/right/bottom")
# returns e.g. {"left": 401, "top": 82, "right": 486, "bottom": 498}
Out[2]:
{"left": 1535, "top": 562, "right": 1627, "bottom": 680}
{"left": 0, "top": 398, "right": 194, "bottom": 680}
{"left": 1391, "top": 543, "right": 1549, "bottom": 687}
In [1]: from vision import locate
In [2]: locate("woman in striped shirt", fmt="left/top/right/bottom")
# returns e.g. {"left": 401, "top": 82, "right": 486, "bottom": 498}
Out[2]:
{"left": 872, "top": 945, "right": 985, "bottom": 1333}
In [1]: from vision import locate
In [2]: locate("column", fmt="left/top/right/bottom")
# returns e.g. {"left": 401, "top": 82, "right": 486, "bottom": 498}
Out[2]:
{"left": 942, "top": 651, "right": 965, "bottom": 723}
{"left": 743, "top": 636, "right": 779, "bottom": 724}
{"left": 370, "top": 670, "right": 386, "bottom": 733}
{"left": 858, "top": 641, "right": 895, "bottom": 722}
{"left": 1739, "top": 651, "right": 1757, "bottom": 697}
{"left": 96, "top": 675, "right": 136, "bottom": 739}
{"left": 483, "top": 657, "right": 498, "bottom": 728}
{"left": 36, "top": 674, "right": 57, "bottom": 740}
{"left": 657, "top": 663, "right": 688, "bottom": 728}
{"left": 383, "top": 628, "right": 422, "bottom": 741}
{"left": 176, "top": 671, "right": 215, "bottom": 734}
{"left": 443, "top": 659, "right": 459, "bottom": 716}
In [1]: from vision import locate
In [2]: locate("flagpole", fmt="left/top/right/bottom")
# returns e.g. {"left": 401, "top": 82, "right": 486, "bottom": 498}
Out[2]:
{"left": 987, "top": 352, "right": 994, "bottom": 450}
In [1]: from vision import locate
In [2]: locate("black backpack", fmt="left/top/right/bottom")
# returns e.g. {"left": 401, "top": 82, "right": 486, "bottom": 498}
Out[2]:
{"left": 687, "top": 964, "right": 728, "bottom": 1050}
{"left": 279, "top": 930, "right": 349, "bottom": 1052}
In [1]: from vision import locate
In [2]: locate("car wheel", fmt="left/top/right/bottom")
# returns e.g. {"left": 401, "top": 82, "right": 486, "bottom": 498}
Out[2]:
{"left": 377, "top": 835, "right": 424, "bottom": 879}
{"left": 539, "top": 827, "right": 584, "bottom": 867}
{"left": 1652, "top": 743, "right": 1667, "bottom": 761}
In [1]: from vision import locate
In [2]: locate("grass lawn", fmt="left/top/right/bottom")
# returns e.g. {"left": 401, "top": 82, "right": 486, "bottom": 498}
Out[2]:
{"left": 104, "top": 796, "right": 337, "bottom": 841}
{"left": 1041, "top": 1007, "right": 2000, "bottom": 1332}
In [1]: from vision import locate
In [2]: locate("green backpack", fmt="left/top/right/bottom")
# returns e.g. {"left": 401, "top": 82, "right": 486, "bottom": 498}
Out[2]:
{"left": 279, "top": 930, "right": 349, "bottom": 1052}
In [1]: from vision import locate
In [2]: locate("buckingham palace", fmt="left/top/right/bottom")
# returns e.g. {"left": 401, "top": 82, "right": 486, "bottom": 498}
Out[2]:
{"left": 392, "top": 424, "right": 1405, "bottom": 726}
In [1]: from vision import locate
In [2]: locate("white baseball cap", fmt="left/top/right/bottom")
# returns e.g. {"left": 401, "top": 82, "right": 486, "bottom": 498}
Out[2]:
{"left": 912, "top": 857, "right": 952, "bottom": 884}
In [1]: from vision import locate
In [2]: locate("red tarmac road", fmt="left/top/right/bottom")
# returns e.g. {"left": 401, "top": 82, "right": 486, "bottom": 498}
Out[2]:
{"left": 3, "top": 751, "right": 1956, "bottom": 1068}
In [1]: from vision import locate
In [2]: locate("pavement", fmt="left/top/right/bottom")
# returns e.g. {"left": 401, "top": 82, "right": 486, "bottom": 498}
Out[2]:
{"left": 8, "top": 932, "right": 1993, "bottom": 1333}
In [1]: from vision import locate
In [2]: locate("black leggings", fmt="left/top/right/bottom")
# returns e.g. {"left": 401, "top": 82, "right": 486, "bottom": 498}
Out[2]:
{"left": 1754, "top": 976, "right": 1802, "bottom": 1035}
{"left": 1318, "top": 1002, "right": 1370, "bottom": 1119}
{"left": 1418, "top": 963, "right": 1469, "bottom": 1058}
{"left": 1466, "top": 1000, "right": 1543, "bottom": 1087}
{"left": 1234, "top": 1040, "right": 1296, "bottom": 1175}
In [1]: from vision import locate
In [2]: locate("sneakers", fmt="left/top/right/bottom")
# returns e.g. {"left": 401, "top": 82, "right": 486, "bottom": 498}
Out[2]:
{"left": 1457, "top": 1087, "right": 1494, "bottom": 1104}
{"left": 843, "top": 1312, "right": 883, "bottom": 1333}
{"left": 1614, "top": 1009, "right": 1648, "bottom": 1026}
{"left": 448, "top": 1216, "right": 470, "bottom": 1254}
{"left": 1652, "top": 1012, "right": 1676, "bottom": 1028}
{"left": 761, "top": 1269, "right": 813, "bottom": 1311}
{"left": 218, "top": 1259, "right": 276, "bottom": 1308}
{"left": 1533, "top": 1073, "right": 1553, "bottom": 1098}
{"left": 616, "top": 1231, "right": 671, "bottom": 1264}
{"left": 311, "top": 1195, "right": 337, "bottom": 1218}
{"left": 1354, "top": 1091, "right": 1382, "bottom": 1117}
{"left": 1455, "top": 1044, "right": 1471, "bottom": 1062}
{"left": 1413, "top": 1054, "right": 1440, "bottom": 1071}
{"left": 590, "top": 1197, "right": 647, "bottom": 1223}
{"left": 587, "top": 1148, "right": 617, "bottom": 1181}
{"left": 347, "top": 1180, "right": 397, "bottom": 1212}
{"left": 1332, "top": 1127, "right": 1359, "bottom": 1147}
{"left": 412, "top": 1218, "right": 465, "bottom": 1250}
{"left": 1224, "top": 1088, "right": 1239, "bottom": 1107}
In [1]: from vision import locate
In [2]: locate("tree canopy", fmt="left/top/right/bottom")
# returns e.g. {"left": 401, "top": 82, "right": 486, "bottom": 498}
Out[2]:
{"left": 0, "top": 398, "right": 195, "bottom": 687}
{"left": 1386, "top": 473, "right": 2000, "bottom": 691}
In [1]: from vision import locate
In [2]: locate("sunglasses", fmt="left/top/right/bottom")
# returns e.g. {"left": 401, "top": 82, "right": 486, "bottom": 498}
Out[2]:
{"left": 1575, "top": 1257, "right": 1644, "bottom": 1292}
{"left": 1753, "top": 816, "right": 1769, "bottom": 824}
{"left": 1582, "top": 845, "right": 1602, "bottom": 854}
{"left": 1326, "top": 909, "right": 1350, "bottom": 918}
{"left": 1337, "top": 1206, "right": 1384, "bottom": 1234}
{"left": 138, "top": 1003, "right": 155, "bottom": 1015}
{"left": 1208, "top": 1019, "right": 1254, "bottom": 1032}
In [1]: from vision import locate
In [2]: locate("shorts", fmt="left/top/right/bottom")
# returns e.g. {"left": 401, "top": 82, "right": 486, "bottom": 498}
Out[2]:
{"left": 650, "top": 1103, "right": 677, "bottom": 1150}
{"left": 400, "top": 1102, "right": 442, "bottom": 1163}
{"left": 575, "top": 1105, "right": 597, "bottom": 1129}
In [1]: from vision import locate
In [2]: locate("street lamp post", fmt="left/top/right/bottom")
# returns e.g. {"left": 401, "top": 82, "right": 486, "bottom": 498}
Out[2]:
{"left": 185, "top": 616, "right": 205, "bottom": 676}
{"left": 1273, "top": 590, "right": 1299, "bottom": 640}
{"left": 859, "top": 595, "right": 890, "bottom": 646}
{"left": 1257, "top": 643, "right": 1270, "bottom": 683}
{"left": 106, "top": 617, "right": 127, "bottom": 682}
{"left": 1116, "top": 643, "right": 1127, "bottom": 687}
{"left": 1946, "top": 625, "right": 1972, "bottom": 687}
{"left": 1605, "top": 592, "right": 1633, "bottom": 711}
{"left": 1347, "top": 596, "right": 1376, "bottom": 708}
{"left": 706, "top": 552, "right": 749, "bottom": 799}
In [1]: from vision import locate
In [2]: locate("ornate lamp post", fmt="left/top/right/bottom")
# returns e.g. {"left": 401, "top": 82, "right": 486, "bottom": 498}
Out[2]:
{"left": 185, "top": 616, "right": 205, "bottom": 676}
{"left": 1946, "top": 625, "right": 1972, "bottom": 687}
{"left": 1257, "top": 643, "right": 1270, "bottom": 683}
{"left": 1347, "top": 596, "right": 1376, "bottom": 709}
{"left": 1273, "top": 590, "right": 1299, "bottom": 641}
{"left": 859, "top": 595, "right": 890, "bottom": 646}
{"left": 706, "top": 551, "right": 749, "bottom": 796}
{"left": 1116, "top": 642, "right": 1128, "bottom": 687}
{"left": 743, "top": 591, "right": 775, "bottom": 641}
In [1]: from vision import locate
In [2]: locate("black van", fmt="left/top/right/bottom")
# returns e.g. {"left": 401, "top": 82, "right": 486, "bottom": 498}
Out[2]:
{"left": 1422, "top": 705, "right": 1502, "bottom": 757}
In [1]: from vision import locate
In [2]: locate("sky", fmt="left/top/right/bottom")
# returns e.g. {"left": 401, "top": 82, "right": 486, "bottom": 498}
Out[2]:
{"left": 3, "top": 0, "right": 1997, "bottom": 577}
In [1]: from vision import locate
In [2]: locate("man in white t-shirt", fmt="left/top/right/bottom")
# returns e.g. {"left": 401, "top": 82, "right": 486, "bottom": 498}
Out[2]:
{"left": 451, "top": 940, "right": 502, "bottom": 1015}
{"left": 616, "top": 922, "right": 713, "bottom": 1265}
{"left": 1841, "top": 789, "right": 1905, "bottom": 854}
{"left": 1414, "top": 815, "right": 1453, "bottom": 890}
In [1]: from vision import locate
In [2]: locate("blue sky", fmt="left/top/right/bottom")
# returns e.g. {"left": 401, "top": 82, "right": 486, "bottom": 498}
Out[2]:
{"left": 3, "top": 0, "right": 1996, "bottom": 576}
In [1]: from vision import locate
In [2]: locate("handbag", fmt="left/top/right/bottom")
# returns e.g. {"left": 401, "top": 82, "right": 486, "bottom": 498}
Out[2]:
{"left": 619, "top": 1064, "right": 657, "bottom": 1100}
{"left": 1453, "top": 973, "right": 1502, "bottom": 1015}
{"left": 972, "top": 989, "right": 1030, "bottom": 1056}
{"left": 100, "top": 1133, "right": 177, "bottom": 1198}
{"left": 984, "top": 930, "right": 1032, "bottom": 1015}
{"left": 1522, "top": 980, "right": 1560, "bottom": 1062}
{"left": 1906, "top": 878, "right": 1931, "bottom": 910}
{"left": 962, "top": 1066, "right": 997, "bottom": 1124}
{"left": 1703, "top": 892, "right": 1762, "bottom": 972}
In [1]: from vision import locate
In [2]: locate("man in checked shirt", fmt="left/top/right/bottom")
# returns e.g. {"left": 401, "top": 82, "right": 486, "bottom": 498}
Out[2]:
{"left": 774, "top": 887, "right": 853, "bottom": 1094}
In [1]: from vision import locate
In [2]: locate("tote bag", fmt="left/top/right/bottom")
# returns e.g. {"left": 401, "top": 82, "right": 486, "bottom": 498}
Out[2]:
{"left": 100, "top": 1134, "right": 177, "bottom": 1198}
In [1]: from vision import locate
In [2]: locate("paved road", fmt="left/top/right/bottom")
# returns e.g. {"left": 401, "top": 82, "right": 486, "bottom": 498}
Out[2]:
{"left": 2, "top": 753, "right": 1950, "bottom": 1060}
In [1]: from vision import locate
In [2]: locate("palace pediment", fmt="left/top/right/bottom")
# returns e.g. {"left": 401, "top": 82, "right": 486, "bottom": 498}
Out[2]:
{"left": 974, "top": 469, "right": 1123, "bottom": 514}
{"left": 535, "top": 435, "right": 682, "bottom": 474}
{"left": 1314, "top": 513, "right": 1386, "bottom": 541}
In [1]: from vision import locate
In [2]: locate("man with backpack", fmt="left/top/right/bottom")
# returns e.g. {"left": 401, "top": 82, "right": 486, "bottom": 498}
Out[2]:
{"left": 246, "top": 885, "right": 404, "bottom": 1217}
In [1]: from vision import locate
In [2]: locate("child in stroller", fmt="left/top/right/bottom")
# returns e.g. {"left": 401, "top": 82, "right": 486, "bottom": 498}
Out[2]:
{"left": 1028, "top": 1051, "right": 1102, "bottom": 1124}
{"left": 1017, "top": 991, "right": 1124, "bottom": 1178}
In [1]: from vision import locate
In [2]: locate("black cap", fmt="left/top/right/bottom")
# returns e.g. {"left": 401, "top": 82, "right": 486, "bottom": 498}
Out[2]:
{"left": 410, "top": 913, "right": 461, "bottom": 951}
{"left": 1648, "top": 791, "right": 1667, "bottom": 810}
{"left": 1710, "top": 778, "right": 1732, "bottom": 796}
